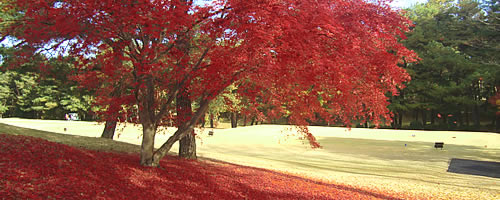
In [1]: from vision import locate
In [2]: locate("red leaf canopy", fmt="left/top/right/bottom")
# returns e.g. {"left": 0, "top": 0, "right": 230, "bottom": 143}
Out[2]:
{"left": 8, "top": 0, "right": 417, "bottom": 147}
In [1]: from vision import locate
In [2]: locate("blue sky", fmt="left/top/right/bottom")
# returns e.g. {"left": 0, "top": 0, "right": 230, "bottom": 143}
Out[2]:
{"left": 194, "top": 0, "right": 430, "bottom": 9}
{"left": 390, "top": 0, "right": 428, "bottom": 8}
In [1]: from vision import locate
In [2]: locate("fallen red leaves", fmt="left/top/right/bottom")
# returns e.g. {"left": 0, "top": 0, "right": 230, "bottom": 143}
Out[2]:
{"left": 0, "top": 134, "right": 405, "bottom": 199}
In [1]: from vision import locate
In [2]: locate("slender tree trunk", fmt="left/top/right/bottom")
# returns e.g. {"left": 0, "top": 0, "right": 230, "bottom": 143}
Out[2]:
{"left": 465, "top": 107, "right": 470, "bottom": 126}
{"left": 177, "top": 91, "right": 196, "bottom": 159}
{"left": 200, "top": 114, "right": 205, "bottom": 128}
{"left": 421, "top": 109, "right": 427, "bottom": 128}
{"left": 496, "top": 114, "right": 500, "bottom": 133}
{"left": 430, "top": 110, "right": 435, "bottom": 125}
{"left": 398, "top": 112, "right": 403, "bottom": 128}
{"left": 210, "top": 114, "right": 215, "bottom": 128}
{"left": 392, "top": 113, "right": 397, "bottom": 128}
{"left": 473, "top": 104, "right": 480, "bottom": 128}
{"left": 457, "top": 112, "right": 463, "bottom": 127}
{"left": 230, "top": 112, "right": 238, "bottom": 128}
{"left": 101, "top": 120, "right": 117, "bottom": 139}
{"left": 250, "top": 117, "right": 255, "bottom": 126}
{"left": 442, "top": 115, "right": 447, "bottom": 127}
{"left": 243, "top": 115, "right": 247, "bottom": 126}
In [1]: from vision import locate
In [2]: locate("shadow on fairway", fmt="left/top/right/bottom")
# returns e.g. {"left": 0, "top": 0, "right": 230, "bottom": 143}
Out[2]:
{"left": 317, "top": 137, "right": 500, "bottom": 162}
{"left": 447, "top": 158, "right": 500, "bottom": 178}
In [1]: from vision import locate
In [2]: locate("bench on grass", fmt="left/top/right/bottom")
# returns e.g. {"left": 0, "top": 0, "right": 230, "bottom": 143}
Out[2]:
{"left": 434, "top": 142, "right": 444, "bottom": 149}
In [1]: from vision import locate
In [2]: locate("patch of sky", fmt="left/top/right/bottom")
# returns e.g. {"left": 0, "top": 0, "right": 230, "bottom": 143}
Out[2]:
{"left": 390, "top": 0, "right": 428, "bottom": 9}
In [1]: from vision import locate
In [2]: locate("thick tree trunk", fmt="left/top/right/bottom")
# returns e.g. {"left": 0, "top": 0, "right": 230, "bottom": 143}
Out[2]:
{"left": 139, "top": 76, "right": 158, "bottom": 166}
{"left": 140, "top": 122, "right": 156, "bottom": 166}
{"left": 176, "top": 91, "right": 196, "bottom": 159}
{"left": 230, "top": 112, "right": 238, "bottom": 128}
{"left": 101, "top": 120, "right": 117, "bottom": 139}
{"left": 179, "top": 130, "right": 196, "bottom": 159}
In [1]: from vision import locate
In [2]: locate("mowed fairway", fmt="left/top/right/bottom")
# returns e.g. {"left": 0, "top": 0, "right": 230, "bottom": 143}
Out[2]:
{"left": 1, "top": 118, "right": 499, "bottom": 199}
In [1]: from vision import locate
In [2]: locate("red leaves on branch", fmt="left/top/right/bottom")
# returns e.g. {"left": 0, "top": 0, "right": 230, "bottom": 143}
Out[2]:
{"left": 6, "top": 0, "right": 417, "bottom": 153}
{"left": 0, "top": 134, "right": 412, "bottom": 199}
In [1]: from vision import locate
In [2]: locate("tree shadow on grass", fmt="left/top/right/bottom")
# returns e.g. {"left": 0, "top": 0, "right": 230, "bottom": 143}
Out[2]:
{"left": 447, "top": 158, "right": 500, "bottom": 178}
{"left": 317, "top": 137, "right": 500, "bottom": 162}
{"left": 0, "top": 132, "right": 406, "bottom": 199}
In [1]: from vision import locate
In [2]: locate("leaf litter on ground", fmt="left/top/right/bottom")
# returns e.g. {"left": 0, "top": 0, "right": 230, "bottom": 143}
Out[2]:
{"left": 0, "top": 134, "right": 422, "bottom": 199}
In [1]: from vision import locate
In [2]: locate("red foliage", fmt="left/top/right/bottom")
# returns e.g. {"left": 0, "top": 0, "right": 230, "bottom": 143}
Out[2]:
{"left": 489, "top": 86, "right": 500, "bottom": 115}
{"left": 5, "top": 0, "right": 418, "bottom": 162}
{"left": 0, "top": 134, "right": 414, "bottom": 199}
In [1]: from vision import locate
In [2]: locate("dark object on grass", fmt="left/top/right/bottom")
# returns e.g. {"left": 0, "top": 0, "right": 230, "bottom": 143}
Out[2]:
{"left": 447, "top": 158, "right": 500, "bottom": 178}
{"left": 208, "top": 131, "right": 214, "bottom": 136}
{"left": 64, "top": 128, "right": 67, "bottom": 132}
{"left": 434, "top": 142, "right": 444, "bottom": 149}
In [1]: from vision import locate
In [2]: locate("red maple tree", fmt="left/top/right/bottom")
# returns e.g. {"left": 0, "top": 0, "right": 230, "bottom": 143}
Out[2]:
{"left": 5, "top": 0, "right": 417, "bottom": 166}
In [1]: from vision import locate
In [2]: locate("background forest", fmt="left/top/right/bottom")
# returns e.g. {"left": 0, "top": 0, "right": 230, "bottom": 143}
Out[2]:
{"left": 1, "top": 0, "right": 499, "bottom": 132}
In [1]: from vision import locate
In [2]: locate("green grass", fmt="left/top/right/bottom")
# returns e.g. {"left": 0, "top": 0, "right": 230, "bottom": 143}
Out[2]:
{"left": 1, "top": 120, "right": 499, "bottom": 199}
{"left": 0, "top": 122, "right": 140, "bottom": 154}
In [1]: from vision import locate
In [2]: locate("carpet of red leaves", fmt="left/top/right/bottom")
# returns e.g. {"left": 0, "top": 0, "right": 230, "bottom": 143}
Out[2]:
{"left": 0, "top": 134, "right": 407, "bottom": 199}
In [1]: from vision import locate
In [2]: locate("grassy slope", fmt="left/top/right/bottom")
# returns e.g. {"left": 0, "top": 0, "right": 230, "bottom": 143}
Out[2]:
{"left": 1, "top": 125, "right": 406, "bottom": 200}
{"left": 0, "top": 122, "right": 141, "bottom": 154}
{"left": 1, "top": 120, "right": 499, "bottom": 199}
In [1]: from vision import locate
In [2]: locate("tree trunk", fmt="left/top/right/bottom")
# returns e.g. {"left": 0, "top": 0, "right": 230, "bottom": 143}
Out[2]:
{"left": 140, "top": 121, "right": 156, "bottom": 166}
{"left": 473, "top": 104, "right": 480, "bottom": 128}
{"left": 179, "top": 129, "right": 196, "bottom": 159}
{"left": 465, "top": 107, "right": 470, "bottom": 126}
{"left": 210, "top": 114, "right": 215, "bottom": 128}
{"left": 243, "top": 115, "right": 247, "bottom": 126}
{"left": 457, "top": 112, "right": 463, "bottom": 127}
{"left": 250, "top": 117, "right": 255, "bottom": 125}
{"left": 152, "top": 101, "right": 209, "bottom": 166}
{"left": 430, "top": 110, "right": 435, "bottom": 125}
{"left": 421, "top": 110, "right": 427, "bottom": 128}
{"left": 101, "top": 120, "right": 117, "bottom": 139}
{"left": 139, "top": 76, "right": 158, "bottom": 166}
{"left": 398, "top": 112, "right": 403, "bottom": 128}
{"left": 200, "top": 114, "right": 205, "bottom": 128}
{"left": 392, "top": 113, "right": 398, "bottom": 128}
{"left": 230, "top": 112, "right": 238, "bottom": 128}
{"left": 496, "top": 114, "right": 500, "bottom": 133}
{"left": 177, "top": 90, "right": 196, "bottom": 159}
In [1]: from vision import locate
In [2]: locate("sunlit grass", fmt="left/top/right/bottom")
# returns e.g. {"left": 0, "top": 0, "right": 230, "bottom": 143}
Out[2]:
{"left": 1, "top": 118, "right": 499, "bottom": 199}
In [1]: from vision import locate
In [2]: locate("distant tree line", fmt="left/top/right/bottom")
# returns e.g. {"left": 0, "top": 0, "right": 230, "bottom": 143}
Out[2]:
{"left": 388, "top": 0, "right": 499, "bottom": 132}
{"left": 0, "top": 49, "right": 93, "bottom": 120}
